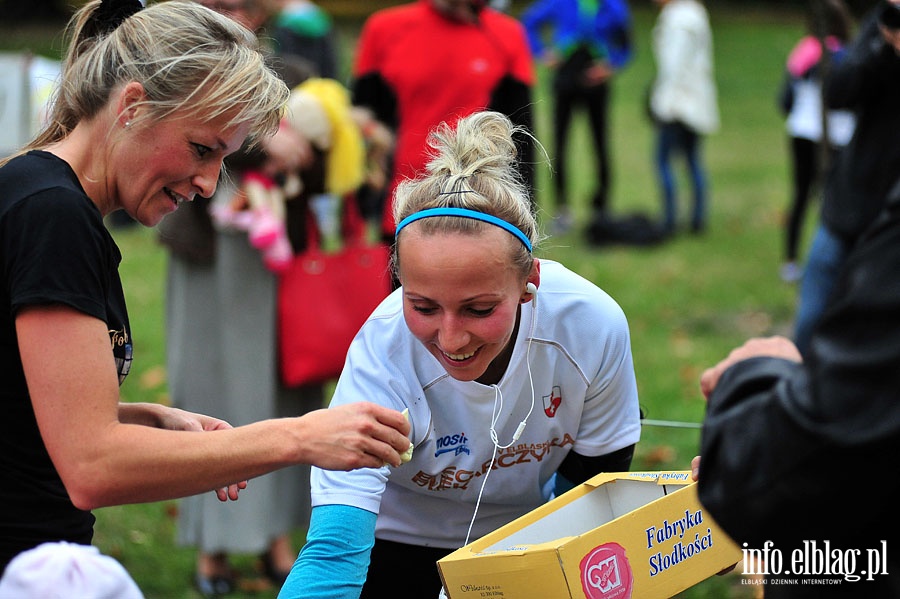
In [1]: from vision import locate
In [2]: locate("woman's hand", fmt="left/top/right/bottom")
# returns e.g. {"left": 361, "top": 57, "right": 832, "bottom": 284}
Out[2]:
{"left": 155, "top": 407, "right": 247, "bottom": 501}
{"left": 119, "top": 402, "right": 229, "bottom": 431}
{"left": 699, "top": 335, "right": 801, "bottom": 399}
{"left": 583, "top": 61, "right": 614, "bottom": 86}
{"left": 119, "top": 403, "right": 248, "bottom": 501}
{"left": 158, "top": 405, "right": 233, "bottom": 433}
{"left": 118, "top": 403, "right": 246, "bottom": 501}
{"left": 292, "top": 402, "right": 413, "bottom": 471}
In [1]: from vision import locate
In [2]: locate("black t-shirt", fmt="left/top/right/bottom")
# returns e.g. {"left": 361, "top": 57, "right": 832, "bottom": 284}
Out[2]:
{"left": 0, "top": 151, "right": 132, "bottom": 570}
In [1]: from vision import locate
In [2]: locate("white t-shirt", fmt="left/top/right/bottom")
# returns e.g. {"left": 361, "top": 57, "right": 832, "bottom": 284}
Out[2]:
{"left": 786, "top": 78, "right": 856, "bottom": 146}
{"left": 650, "top": 0, "right": 720, "bottom": 134}
{"left": 310, "top": 259, "right": 641, "bottom": 549}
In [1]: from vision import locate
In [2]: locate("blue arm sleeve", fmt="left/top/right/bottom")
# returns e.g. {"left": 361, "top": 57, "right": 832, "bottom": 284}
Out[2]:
{"left": 520, "top": 0, "right": 554, "bottom": 56}
{"left": 277, "top": 504, "right": 377, "bottom": 599}
{"left": 595, "top": 0, "right": 632, "bottom": 69}
{"left": 553, "top": 472, "right": 577, "bottom": 497}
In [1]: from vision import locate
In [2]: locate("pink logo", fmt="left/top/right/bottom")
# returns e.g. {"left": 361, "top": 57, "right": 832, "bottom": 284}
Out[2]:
{"left": 579, "top": 543, "right": 633, "bottom": 599}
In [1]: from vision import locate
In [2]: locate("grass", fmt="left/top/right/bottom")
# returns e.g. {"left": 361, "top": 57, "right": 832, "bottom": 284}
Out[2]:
{"left": 4, "top": 3, "right": 810, "bottom": 597}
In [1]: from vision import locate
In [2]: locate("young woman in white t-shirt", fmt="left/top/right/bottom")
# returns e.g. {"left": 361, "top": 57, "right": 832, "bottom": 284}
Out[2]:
{"left": 280, "top": 110, "right": 642, "bottom": 599}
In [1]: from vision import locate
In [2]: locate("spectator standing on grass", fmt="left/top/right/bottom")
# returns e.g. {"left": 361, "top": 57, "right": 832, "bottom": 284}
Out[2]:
{"left": 351, "top": 0, "right": 536, "bottom": 244}
{"left": 521, "top": 0, "right": 632, "bottom": 236}
{"left": 158, "top": 0, "right": 346, "bottom": 595}
{"left": 648, "top": 0, "right": 719, "bottom": 236}
{"left": 777, "top": 0, "right": 855, "bottom": 283}
{"left": 794, "top": 0, "right": 900, "bottom": 356}
{"left": 0, "top": 0, "right": 411, "bottom": 577}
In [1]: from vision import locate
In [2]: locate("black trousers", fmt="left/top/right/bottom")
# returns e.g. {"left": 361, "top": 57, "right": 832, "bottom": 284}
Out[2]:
{"left": 785, "top": 137, "right": 841, "bottom": 262}
{"left": 360, "top": 538, "right": 453, "bottom": 599}
{"left": 552, "top": 49, "right": 612, "bottom": 214}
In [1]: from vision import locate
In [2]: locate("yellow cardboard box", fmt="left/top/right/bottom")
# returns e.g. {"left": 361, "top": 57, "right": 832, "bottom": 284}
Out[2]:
{"left": 437, "top": 471, "right": 741, "bottom": 599}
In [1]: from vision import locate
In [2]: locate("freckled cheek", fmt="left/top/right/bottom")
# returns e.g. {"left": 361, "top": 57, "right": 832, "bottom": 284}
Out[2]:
{"left": 478, "top": 318, "right": 516, "bottom": 348}
{"left": 403, "top": 311, "right": 433, "bottom": 346}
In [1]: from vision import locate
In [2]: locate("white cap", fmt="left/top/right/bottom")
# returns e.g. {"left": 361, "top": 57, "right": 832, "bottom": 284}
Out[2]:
{"left": 0, "top": 542, "right": 144, "bottom": 599}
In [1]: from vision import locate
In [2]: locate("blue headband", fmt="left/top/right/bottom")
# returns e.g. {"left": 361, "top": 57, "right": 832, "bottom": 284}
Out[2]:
{"left": 395, "top": 207, "right": 533, "bottom": 252}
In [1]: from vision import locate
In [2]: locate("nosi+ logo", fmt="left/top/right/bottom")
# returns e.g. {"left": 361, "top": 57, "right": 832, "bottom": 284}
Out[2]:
{"left": 434, "top": 432, "right": 470, "bottom": 458}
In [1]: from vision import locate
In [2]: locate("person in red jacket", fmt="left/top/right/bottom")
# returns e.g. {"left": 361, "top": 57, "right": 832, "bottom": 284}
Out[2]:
{"left": 351, "top": 0, "right": 536, "bottom": 242}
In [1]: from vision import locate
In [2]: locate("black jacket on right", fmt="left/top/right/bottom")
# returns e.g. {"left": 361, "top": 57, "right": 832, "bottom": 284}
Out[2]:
{"left": 698, "top": 187, "right": 900, "bottom": 596}
{"left": 821, "top": 8, "right": 900, "bottom": 245}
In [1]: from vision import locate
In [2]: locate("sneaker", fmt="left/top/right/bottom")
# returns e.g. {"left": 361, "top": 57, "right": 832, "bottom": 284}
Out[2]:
{"left": 780, "top": 262, "right": 802, "bottom": 283}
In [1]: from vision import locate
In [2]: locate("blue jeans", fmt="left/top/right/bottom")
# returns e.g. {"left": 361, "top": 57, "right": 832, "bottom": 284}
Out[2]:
{"left": 656, "top": 121, "right": 707, "bottom": 232}
{"left": 793, "top": 224, "right": 849, "bottom": 356}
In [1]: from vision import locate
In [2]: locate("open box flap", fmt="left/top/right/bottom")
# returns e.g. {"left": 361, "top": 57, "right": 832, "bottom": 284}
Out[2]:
{"left": 475, "top": 472, "right": 694, "bottom": 554}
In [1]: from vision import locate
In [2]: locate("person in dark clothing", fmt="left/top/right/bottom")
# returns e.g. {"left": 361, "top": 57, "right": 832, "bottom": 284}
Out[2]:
{"left": 0, "top": 0, "right": 412, "bottom": 577}
{"left": 521, "top": 0, "right": 632, "bottom": 235}
{"left": 694, "top": 179, "right": 900, "bottom": 597}
{"left": 793, "top": 0, "right": 900, "bottom": 355}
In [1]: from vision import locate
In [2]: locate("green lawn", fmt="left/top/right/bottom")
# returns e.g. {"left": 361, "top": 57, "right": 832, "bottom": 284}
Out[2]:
{"left": 5, "top": 4, "right": 811, "bottom": 597}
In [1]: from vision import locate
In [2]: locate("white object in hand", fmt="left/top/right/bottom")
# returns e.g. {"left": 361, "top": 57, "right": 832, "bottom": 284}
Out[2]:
{"left": 400, "top": 408, "right": 414, "bottom": 463}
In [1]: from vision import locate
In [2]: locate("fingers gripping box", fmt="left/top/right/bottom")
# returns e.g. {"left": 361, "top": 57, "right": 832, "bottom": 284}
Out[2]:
{"left": 437, "top": 471, "right": 741, "bottom": 599}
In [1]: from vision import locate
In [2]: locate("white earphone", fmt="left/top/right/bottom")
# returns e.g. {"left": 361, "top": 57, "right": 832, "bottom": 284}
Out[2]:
{"left": 490, "top": 282, "right": 538, "bottom": 448}
{"left": 462, "top": 277, "right": 540, "bottom": 561}
{"left": 508, "top": 281, "right": 538, "bottom": 443}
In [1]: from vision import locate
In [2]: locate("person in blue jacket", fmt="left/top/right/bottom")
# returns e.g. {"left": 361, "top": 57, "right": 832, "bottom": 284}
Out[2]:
{"left": 521, "top": 0, "right": 632, "bottom": 237}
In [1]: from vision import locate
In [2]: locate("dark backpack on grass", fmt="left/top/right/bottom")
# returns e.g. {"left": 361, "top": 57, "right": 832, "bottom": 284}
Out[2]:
{"left": 585, "top": 211, "right": 667, "bottom": 247}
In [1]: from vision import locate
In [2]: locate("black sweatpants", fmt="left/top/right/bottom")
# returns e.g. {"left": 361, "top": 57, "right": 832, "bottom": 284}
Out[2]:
{"left": 360, "top": 538, "right": 452, "bottom": 598}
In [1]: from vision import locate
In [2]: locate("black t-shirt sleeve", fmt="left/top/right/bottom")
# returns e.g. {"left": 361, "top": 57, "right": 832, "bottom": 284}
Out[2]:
{"left": 4, "top": 189, "right": 117, "bottom": 322}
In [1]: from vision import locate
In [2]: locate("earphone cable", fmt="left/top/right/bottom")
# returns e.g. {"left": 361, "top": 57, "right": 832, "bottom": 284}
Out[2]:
{"left": 470, "top": 297, "right": 539, "bottom": 544}
{"left": 463, "top": 437, "right": 497, "bottom": 547}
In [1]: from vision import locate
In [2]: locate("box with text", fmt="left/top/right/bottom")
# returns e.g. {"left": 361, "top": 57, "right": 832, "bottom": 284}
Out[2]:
{"left": 437, "top": 471, "right": 741, "bottom": 599}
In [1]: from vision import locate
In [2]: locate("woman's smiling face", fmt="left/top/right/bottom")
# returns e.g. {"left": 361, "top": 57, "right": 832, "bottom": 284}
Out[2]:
{"left": 110, "top": 100, "right": 249, "bottom": 227}
{"left": 398, "top": 226, "right": 528, "bottom": 382}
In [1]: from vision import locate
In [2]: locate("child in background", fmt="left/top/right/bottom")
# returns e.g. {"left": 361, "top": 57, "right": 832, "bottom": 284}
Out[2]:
{"left": 777, "top": 0, "right": 855, "bottom": 283}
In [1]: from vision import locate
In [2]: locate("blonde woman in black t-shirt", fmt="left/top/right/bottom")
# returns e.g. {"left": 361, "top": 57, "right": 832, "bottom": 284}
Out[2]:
{"left": 0, "top": 0, "right": 411, "bottom": 574}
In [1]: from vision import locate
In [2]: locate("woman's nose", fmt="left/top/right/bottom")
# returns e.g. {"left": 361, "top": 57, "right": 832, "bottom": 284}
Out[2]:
{"left": 193, "top": 161, "right": 222, "bottom": 199}
{"left": 438, "top": 314, "right": 470, "bottom": 351}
